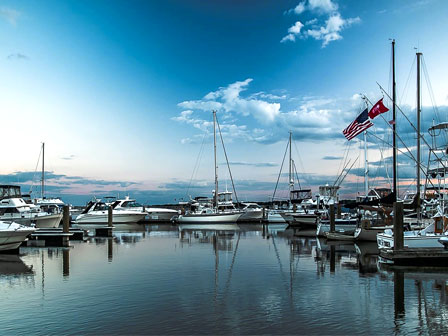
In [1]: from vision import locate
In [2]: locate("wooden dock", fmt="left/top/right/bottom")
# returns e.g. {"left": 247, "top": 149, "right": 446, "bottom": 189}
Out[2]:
{"left": 379, "top": 247, "right": 448, "bottom": 266}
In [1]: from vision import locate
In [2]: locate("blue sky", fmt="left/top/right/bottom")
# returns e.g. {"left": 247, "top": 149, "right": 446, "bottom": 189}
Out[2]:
{"left": 1, "top": 0, "right": 448, "bottom": 204}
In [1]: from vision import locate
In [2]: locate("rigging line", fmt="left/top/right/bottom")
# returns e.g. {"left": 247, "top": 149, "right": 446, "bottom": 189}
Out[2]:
{"left": 422, "top": 57, "right": 447, "bottom": 146}
{"left": 399, "top": 56, "right": 416, "bottom": 106}
{"left": 293, "top": 161, "right": 301, "bottom": 190}
{"left": 30, "top": 145, "right": 43, "bottom": 195}
{"left": 333, "top": 158, "right": 352, "bottom": 187}
{"left": 293, "top": 140, "right": 307, "bottom": 180}
{"left": 337, "top": 158, "right": 359, "bottom": 187}
{"left": 373, "top": 118, "right": 392, "bottom": 187}
{"left": 377, "top": 83, "right": 448, "bottom": 171}
{"left": 364, "top": 93, "right": 427, "bottom": 169}
{"left": 216, "top": 115, "right": 239, "bottom": 205}
{"left": 186, "top": 129, "right": 208, "bottom": 199}
{"left": 367, "top": 130, "right": 438, "bottom": 191}
{"left": 272, "top": 140, "right": 290, "bottom": 202}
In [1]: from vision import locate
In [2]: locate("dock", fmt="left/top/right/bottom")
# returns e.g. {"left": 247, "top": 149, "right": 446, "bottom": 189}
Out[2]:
{"left": 379, "top": 247, "right": 448, "bottom": 266}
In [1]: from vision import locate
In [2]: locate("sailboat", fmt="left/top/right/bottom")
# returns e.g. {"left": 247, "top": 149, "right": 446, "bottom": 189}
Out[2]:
{"left": 176, "top": 111, "right": 243, "bottom": 224}
{"left": 377, "top": 50, "right": 448, "bottom": 248}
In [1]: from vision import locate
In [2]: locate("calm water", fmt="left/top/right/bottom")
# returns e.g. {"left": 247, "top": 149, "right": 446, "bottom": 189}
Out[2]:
{"left": 1, "top": 223, "right": 448, "bottom": 335}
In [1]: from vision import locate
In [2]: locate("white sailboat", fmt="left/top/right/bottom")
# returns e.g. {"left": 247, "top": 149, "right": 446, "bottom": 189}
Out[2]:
{"left": 177, "top": 111, "right": 243, "bottom": 224}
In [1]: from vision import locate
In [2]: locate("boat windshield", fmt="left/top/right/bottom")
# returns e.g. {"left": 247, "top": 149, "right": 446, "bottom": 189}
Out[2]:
{"left": 122, "top": 201, "right": 142, "bottom": 208}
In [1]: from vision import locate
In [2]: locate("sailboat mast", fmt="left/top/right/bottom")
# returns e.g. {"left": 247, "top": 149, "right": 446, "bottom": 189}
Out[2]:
{"left": 289, "top": 131, "right": 293, "bottom": 192}
{"left": 416, "top": 52, "right": 422, "bottom": 220}
{"left": 363, "top": 131, "right": 369, "bottom": 196}
{"left": 42, "top": 142, "right": 45, "bottom": 199}
{"left": 213, "top": 111, "right": 218, "bottom": 210}
{"left": 392, "top": 40, "right": 397, "bottom": 201}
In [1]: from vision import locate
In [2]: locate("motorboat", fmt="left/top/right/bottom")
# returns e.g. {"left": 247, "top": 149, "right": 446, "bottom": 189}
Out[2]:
{"left": 0, "top": 221, "right": 36, "bottom": 251}
{"left": 316, "top": 217, "right": 358, "bottom": 237}
{"left": 111, "top": 196, "right": 178, "bottom": 221}
{"left": 238, "top": 203, "right": 263, "bottom": 221}
{"left": 75, "top": 200, "right": 147, "bottom": 224}
{"left": 0, "top": 186, "right": 62, "bottom": 228}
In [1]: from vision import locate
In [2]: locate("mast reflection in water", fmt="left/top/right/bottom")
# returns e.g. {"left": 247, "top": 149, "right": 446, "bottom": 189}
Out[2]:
{"left": 1, "top": 224, "right": 448, "bottom": 334}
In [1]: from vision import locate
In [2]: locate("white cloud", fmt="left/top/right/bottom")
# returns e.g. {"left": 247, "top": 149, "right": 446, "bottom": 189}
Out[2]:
{"left": 308, "top": 0, "right": 338, "bottom": 13}
{"left": 174, "top": 79, "right": 371, "bottom": 145}
{"left": 177, "top": 78, "right": 281, "bottom": 124}
{"left": 0, "top": 7, "right": 20, "bottom": 25}
{"left": 304, "top": 13, "right": 361, "bottom": 47}
{"left": 294, "top": 2, "right": 306, "bottom": 14}
{"left": 281, "top": 1, "right": 361, "bottom": 47}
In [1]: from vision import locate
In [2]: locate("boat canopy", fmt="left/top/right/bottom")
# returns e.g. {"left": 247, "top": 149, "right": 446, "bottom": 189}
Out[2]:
{"left": 0, "top": 185, "right": 22, "bottom": 200}
{"left": 290, "top": 189, "right": 312, "bottom": 204}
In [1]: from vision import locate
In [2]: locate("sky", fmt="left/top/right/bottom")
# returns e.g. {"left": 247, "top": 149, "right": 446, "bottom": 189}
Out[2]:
{"left": 1, "top": 0, "right": 448, "bottom": 205}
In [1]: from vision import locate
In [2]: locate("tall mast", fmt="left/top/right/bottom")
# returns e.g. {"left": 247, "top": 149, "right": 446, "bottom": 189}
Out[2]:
{"left": 416, "top": 52, "right": 422, "bottom": 221}
{"left": 363, "top": 131, "right": 369, "bottom": 196}
{"left": 41, "top": 142, "right": 45, "bottom": 199}
{"left": 289, "top": 131, "right": 293, "bottom": 192}
{"left": 213, "top": 111, "right": 218, "bottom": 210}
{"left": 392, "top": 39, "right": 397, "bottom": 201}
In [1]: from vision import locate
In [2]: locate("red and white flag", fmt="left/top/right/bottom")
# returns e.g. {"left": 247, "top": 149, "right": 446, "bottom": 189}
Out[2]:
{"left": 368, "top": 98, "right": 389, "bottom": 119}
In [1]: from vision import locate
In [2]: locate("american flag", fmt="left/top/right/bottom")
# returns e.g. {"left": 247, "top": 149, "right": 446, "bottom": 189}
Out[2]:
{"left": 343, "top": 108, "right": 373, "bottom": 141}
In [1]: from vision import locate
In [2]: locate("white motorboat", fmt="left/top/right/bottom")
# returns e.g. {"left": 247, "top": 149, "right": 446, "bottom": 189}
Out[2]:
{"left": 0, "top": 221, "right": 36, "bottom": 251}
{"left": 111, "top": 196, "right": 178, "bottom": 221}
{"left": 267, "top": 210, "right": 287, "bottom": 223}
{"left": 75, "top": 200, "right": 147, "bottom": 224}
{"left": 238, "top": 203, "right": 263, "bottom": 221}
{"left": 0, "top": 186, "right": 62, "bottom": 228}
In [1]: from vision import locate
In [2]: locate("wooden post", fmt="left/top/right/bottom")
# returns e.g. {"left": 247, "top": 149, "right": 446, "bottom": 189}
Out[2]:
{"left": 293, "top": 203, "right": 297, "bottom": 213}
{"left": 393, "top": 201, "right": 404, "bottom": 250}
{"left": 337, "top": 203, "right": 341, "bottom": 219}
{"left": 329, "top": 204, "right": 335, "bottom": 233}
{"left": 330, "top": 245, "right": 335, "bottom": 273}
{"left": 63, "top": 205, "right": 70, "bottom": 233}
{"left": 108, "top": 206, "right": 113, "bottom": 228}
{"left": 62, "top": 205, "right": 70, "bottom": 246}
{"left": 262, "top": 206, "right": 266, "bottom": 220}
{"left": 394, "top": 270, "right": 405, "bottom": 318}
{"left": 63, "top": 249, "right": 70, "bottom": 277}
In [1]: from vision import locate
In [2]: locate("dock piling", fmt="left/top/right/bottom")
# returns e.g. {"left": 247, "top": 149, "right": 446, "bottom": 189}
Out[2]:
{"left": 62, "top": 205, "right": 70, "bottom": 246}
{"left": 108, "top": 206, "right": 113, "bottom": 228}
{"left": 329, "top": 204, "right": 335, "bottom": 233}
{"left": 393, "top": 201, "right": 404, "bottom": 251}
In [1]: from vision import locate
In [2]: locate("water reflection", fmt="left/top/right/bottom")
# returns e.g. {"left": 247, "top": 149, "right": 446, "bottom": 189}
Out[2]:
{"left": 3, "top": 223, "right": 448, "bottom": 334}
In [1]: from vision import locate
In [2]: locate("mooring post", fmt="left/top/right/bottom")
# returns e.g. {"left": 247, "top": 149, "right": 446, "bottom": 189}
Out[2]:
{"left": 330, "top": 245, "right": 335, "bottom": 273}
{"left": 329, "top": 204, "right": 335, "bottom": 233}
{"left": 394, "top": 270, "right": 405, "bottom": 318}
{"left": 262, "top": 206, "right": 266, "bottom": 221}
{"left": 337, "top": 203, "right": 341, "bottom": 219}
{"left": 63, "top": 248, "right": 70, "bottom": 277}
{"left": 62, "top": 205, "right": 70, "bottom": 246}
{"left": 293, "top": 203, "right": 297, "bottom": 213}
{"left": 393, "top": 201, "right": 404, "bottom": 250}
{"left": 108, "top": 206, "right": 113, "bottom": 228}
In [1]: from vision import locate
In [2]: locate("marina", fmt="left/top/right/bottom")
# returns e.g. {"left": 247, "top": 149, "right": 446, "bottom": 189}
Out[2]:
{"left": 2, "top": 0, "right": 448, "bottom": 334}
{"left": 2, "top": 223, "right": 448, "bottom": 335}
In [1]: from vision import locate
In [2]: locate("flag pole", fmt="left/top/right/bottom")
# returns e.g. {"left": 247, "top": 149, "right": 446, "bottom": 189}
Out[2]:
{"left": 392, "top": 39, "right": 397, "bottom": 201}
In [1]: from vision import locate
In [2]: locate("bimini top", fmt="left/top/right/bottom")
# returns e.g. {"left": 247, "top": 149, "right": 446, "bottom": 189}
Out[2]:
{"left": 0, "top": 185, "right": 22, "bottom": 200}
{"left": 429, "top": 122, "right": 448, "bottom": 132}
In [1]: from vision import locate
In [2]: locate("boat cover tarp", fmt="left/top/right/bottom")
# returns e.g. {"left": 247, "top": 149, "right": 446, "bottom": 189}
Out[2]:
{"left": 345, "top": 192, "right": 396, "bottom": 209}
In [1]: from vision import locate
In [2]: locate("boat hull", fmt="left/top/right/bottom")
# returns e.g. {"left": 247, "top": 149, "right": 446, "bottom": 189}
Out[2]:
{"left": 377, "top": 232, "right": 446, "bottom": 249}
{"left": 146, "top": 210, "right": 178, "bottom": 222}
{"left": 75, "top": 212, "right": 147, "bottom": 224}
{"left": 0, "top": 223, "right": 35, "bottom": 251}
{"left": 177, "top": 212, "right": 242, "bottom": 224}
{"left": 316, "top": 221, "right": 357, "bottom": 237}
